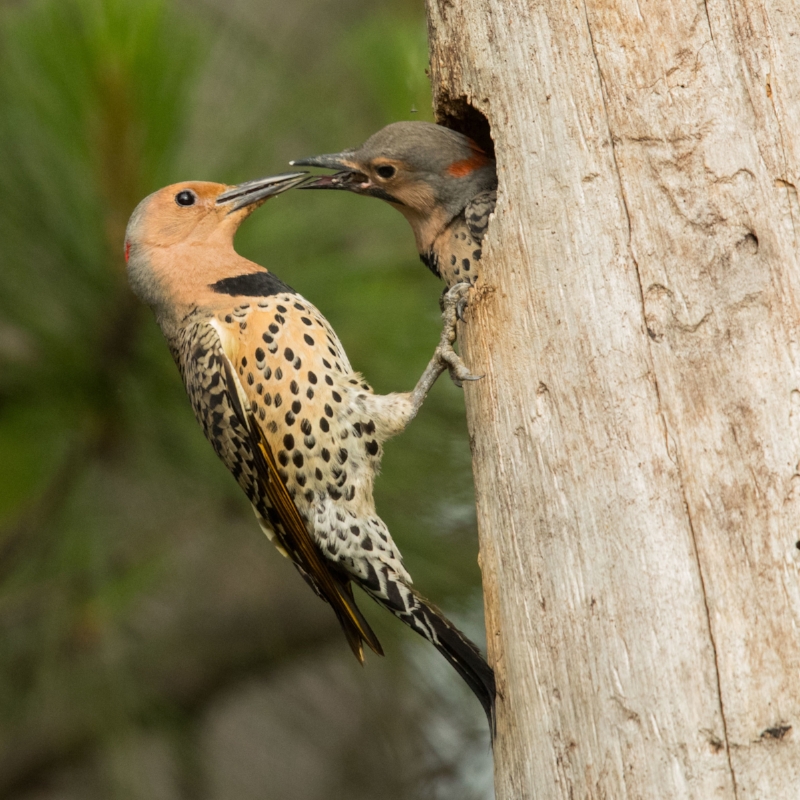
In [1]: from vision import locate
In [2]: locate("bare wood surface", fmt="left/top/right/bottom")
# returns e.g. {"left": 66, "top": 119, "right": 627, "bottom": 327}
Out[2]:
{"left": 426, "top": 0, "right": 800, "bottom": 797}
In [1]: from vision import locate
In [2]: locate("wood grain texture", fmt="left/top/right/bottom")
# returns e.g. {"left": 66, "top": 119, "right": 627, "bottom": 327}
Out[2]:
{"left": 425, "top": 0, "right": 800, "bottom": 796}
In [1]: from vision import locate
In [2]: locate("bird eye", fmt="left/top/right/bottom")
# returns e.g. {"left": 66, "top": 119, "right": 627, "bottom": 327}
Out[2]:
{"left": 375, "top": 165, "right": 396, "bottom": 179}
{"left": 175, "top": 190, "right": 196, "bottom": 207}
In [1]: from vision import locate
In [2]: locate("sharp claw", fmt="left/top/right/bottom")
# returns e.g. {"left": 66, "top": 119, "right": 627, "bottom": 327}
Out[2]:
{"left": 436, "top": 345, "right": 482, "bottom": 388}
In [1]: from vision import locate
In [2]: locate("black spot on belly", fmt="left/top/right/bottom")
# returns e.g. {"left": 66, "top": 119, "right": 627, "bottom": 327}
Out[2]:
{"left": 338, "top": 448, "right": 348, "bottom": 464}
{"left": 275, "top": 367, "right": 283, "bottom": 380}
{"left": 285, "top": 411, "right": 295, "bottom": 426}
{"left": 332, "top": 391, "right": 342, "bottom": 403}
{"left": 327, "top": 485, "right": 342, "bottom": 500}
{"left": 300, "top": 419, "right": 312, "bottom": 435}
{"left": 361, "top": 537, "right": 373, "bottom": 551}
{"left": 305, "top": 489, "right": 314, "bottom": 503}
{"left": 324, "top": 404, "right": 333, "bottom": 417}
{"left": 292, "top": 400, "right": 301, "bottom": 414}
{"left": 210, "top": 271, "right": 294, "bottom": 297}
{"left": 304, "top": 436, "right": 315, "bottom": 449}
{"left": 321, "top": 448, "right": 330, "bottom": 462}
{"left": 315, "top": 468, "right": 323, "bottom": 480}
{"left": 283, "top": 434, "right": 294, "bottom": 451}
{"left": 324, "top": 375, "right": 333, "bottom": 386}
{"left": 269, "top": 324, "right": 279, "bottom": 334}
{"left": 263, "top": 366, "right": 272, "bottom": 379}
{"left": 306, "top": 388, "right": 314, "bottom": 399}
{"left": 284, "top": 347, "right": 294, "bottom": 362}
{"left": 308, "top": 371, "right": 318, "bottom": 384}
{"left": 366, "top": 440, "right": 379, "bottom": 456}
{"left": 293, "top": 452, "right": 304, "bottom": 468}
{"left": 274, "top": 393, "right": 282, "bottom": 407}
{"left": 320, "top": 418, "right": 330, "bottom": 433}
{"left": 304, "top": 334, "right": 314, "bottom": 346}
{"left": 278, "top": 451, "right": 289, "bottom": 466}
{"left": 301, "top": 317, "right": 313, "bottom": 326}
{"left": 364, "top": 420, "right": 375, "bottom": 435}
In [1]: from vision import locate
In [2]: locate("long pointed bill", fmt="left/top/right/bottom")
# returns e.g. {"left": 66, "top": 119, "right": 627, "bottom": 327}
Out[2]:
{"left": 289, "top": 152, "right": 371, "bottom": 192}
{"left": 290, "top": 152, "right": 357, "bottom": 171}
{"left": 216, "top": 172, "right": 308, "bottom": 211}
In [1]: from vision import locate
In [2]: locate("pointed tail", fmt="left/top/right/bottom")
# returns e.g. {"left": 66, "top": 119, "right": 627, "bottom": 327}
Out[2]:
{"left": 372, "top": 580, "right": 496, "bottom": 735}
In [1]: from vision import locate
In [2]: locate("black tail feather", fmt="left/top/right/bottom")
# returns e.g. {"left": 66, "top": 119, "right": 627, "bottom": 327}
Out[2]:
{"left": 416, "top": 599, "right": 496, "bottom": 736}
{"left": 376, "top": 584, "right": 496, "bottom": 735}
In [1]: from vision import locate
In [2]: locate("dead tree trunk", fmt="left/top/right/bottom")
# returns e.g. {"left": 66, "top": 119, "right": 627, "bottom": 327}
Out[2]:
{"left": 426, "top": 0, "right": 800, "bottom": 797}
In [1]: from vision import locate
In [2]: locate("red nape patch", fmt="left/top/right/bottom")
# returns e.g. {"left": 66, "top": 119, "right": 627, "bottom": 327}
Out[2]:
{"left": 124, "top": 241, "right": 131, "bottom": 262}
{"left": 447, "top": 144, "right": 490, "bottom": 178}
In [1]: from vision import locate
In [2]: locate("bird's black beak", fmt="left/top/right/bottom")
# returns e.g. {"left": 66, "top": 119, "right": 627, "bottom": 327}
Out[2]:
{"left": 290, "top": 152, "right": 356, "bottom": 171}
{"left": 216, "top": 172, "right": 309, "bottom": 212}
{"left": 290, "top": 152, "right": 371, "bottom": 192}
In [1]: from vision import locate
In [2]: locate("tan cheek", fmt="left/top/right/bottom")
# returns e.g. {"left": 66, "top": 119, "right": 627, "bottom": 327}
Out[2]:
{"left": 391, "top": 180, "right": 436, "bottom": 213}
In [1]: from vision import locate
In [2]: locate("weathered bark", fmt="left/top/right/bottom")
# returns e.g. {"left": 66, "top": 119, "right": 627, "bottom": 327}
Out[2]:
{"left": 426, "top": 0, "right": 800, "bottom": 797}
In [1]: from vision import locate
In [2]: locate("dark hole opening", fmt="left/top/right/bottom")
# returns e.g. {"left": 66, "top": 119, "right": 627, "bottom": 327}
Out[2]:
{"left": 436, "top": 98, "right": 494, "bottom": 159}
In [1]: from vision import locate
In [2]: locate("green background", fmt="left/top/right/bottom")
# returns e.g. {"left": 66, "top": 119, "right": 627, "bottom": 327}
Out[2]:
{"left": 0, "top": 0, "right": 491, "bottom": 797}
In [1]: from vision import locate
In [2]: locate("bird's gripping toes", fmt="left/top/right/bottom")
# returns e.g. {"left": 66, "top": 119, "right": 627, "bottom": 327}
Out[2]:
{"left": 124, "top": 173, "right": 495, "bottom": 731}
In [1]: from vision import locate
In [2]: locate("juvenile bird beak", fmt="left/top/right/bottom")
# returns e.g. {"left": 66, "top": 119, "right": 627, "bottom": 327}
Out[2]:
{"left": 290, "top": 152, "right": 357, "bottom": 171}
{"left": 290, "top": 153, "right": 371, "bottom": 192}
{"left": 216, "top": 172, "right": 309, "bottom": 211}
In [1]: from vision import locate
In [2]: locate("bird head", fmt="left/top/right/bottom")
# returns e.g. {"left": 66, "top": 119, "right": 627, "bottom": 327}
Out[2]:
{"left": 124, "top": 173, "right": 306, "bottom": 315}
{"left": 291, "top": 122, "right": 497, "bottom": 251}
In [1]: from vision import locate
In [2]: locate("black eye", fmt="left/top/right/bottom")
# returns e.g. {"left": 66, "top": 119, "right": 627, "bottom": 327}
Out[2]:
{"left": 376, "top": 165, "right": 396, "bottom": 179}
{"left": 175, "top": 190, "right": 196, "bottom": 207}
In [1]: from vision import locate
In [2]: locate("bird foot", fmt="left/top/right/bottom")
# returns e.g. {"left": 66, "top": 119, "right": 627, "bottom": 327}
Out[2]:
{"left": 437, "top": 283, "right": 482, "bottom": 388}
{"left": 438, "top": 284, "right": 469, "bottom": 322}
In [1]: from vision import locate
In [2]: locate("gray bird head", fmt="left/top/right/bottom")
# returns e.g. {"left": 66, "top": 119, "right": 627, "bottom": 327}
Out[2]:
{"left": 292, "top": 122, "right": 497, "bottom": 248}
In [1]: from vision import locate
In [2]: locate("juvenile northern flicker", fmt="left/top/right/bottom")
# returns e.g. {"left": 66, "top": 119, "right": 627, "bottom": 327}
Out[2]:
{"left": 124, "top": 173, "right": 495, "bottom": 729}
{"left": 292, "top": 121, "right": 497, "bottom": 288}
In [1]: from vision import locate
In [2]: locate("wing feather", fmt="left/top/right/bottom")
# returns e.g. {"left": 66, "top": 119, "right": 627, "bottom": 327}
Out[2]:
{"left": 215, "top": 334, "right": 383, "bottom": 662}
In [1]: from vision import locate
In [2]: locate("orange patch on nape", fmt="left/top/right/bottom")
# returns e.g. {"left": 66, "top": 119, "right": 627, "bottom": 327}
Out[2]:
{"left": 447, "top": 148, "right": 490, "bottom": 178}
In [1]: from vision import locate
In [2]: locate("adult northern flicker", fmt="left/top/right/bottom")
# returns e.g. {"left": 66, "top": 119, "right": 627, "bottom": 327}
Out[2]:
{"left": 124, "top": 173, "right": 495, "bottom": 729}
{"left": 291, "top": 121, "right": 497, "bottom": 288}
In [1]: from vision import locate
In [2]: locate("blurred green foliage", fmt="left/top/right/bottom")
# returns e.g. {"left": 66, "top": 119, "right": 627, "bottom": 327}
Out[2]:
{"left": 0, "top": 0, "right": 490, "bottom": 798}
